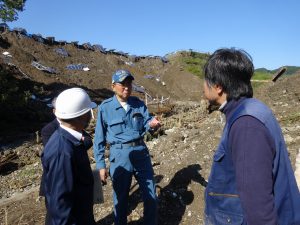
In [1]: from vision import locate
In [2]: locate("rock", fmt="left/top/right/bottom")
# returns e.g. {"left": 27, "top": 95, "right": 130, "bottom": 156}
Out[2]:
{"left": 284, "top": 134, "right": 294, "bottom": 144}
{"left": 295, "top": 148, "right": 300, "bottom": 190}
{"left": 130, "top": 210, "right": 140, "bottom": 221}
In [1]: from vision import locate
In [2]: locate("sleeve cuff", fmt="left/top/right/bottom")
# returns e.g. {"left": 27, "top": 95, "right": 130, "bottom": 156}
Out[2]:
{"left": 96, "top": 161, "right": 106, "bottom": 170}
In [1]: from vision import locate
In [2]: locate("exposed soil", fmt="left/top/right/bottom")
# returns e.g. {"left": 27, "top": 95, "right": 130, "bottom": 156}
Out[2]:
{"left": 0, "top": 30, "right": 300, "bottom": 225}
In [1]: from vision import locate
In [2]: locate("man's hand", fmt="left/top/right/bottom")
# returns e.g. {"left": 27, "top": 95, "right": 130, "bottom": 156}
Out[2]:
{"left": 149, "top": 117, "right": 161, "bottom": 129}
{"left": 99, "top": 168, "right": 108, "bottom": 185}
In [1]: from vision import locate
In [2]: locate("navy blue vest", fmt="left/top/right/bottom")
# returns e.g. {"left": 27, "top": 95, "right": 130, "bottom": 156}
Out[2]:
{"left": 205, "top": 98, "right": 300, "bottom": 225}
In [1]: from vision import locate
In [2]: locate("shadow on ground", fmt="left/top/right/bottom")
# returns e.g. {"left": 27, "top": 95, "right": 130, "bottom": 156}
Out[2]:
{"left": 97, "top": 164, "right": 207, "bottom": 225}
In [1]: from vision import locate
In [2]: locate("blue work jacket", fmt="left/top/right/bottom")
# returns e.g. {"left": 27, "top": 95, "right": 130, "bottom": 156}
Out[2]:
{"left": 93, "top": 95, "right": 153, "bottom": 169}
{"left": 42, "top": 127, "right": 95, "bottom": 225}
{"left": 205, "top": 98, "right": 300, "bottom": 225}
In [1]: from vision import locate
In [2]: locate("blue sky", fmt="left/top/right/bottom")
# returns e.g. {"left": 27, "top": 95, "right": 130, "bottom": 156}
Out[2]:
{"left": 7, "top": 0, "right": 300, "bottom": 70}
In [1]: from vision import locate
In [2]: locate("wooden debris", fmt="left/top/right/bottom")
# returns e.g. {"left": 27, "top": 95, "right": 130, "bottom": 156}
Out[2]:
{"left": 272, "top": 67, "right": 286, "bottom": 82}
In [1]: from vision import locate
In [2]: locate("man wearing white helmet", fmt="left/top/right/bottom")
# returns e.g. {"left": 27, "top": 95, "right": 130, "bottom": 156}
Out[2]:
{"left": 41, "top": 88, "right": 97, "bottom": 225}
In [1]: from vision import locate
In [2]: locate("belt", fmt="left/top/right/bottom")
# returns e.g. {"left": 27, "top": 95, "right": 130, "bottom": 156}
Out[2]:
{"left": 123, "top": 138, "right": 144, "bottom": 147}
{"left": 110, "top": 139, "right": 144, "bottom": 149}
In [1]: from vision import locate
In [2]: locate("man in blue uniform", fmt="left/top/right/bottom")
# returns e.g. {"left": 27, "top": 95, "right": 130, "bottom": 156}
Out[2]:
{"left": 42, "top": 88, "right": 97, "bottom": 225}
{"left": 203, "top": 48, "right": 300, "bottom": 224}
{"left": 93, "top": 70, "right": 161, "bottom": 225}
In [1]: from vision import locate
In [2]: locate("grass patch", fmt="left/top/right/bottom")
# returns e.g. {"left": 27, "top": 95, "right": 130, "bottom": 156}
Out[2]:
{"left": 171, "top": 50, "right": 299, "bottom": 80}
{"left": 252, "top": 71, "right": 272, "bottom": 80}
{"left": 251, "top": 81, "right": 266, "bottom": 90}
{"left": 180, "top": 51, "right": 209, "bottom": 78}
{"left": 18, "top": 167, "right": 39, "bottom": 178}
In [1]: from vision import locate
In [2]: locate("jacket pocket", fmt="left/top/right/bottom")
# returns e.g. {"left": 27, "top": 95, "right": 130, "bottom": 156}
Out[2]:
{"left": 132, "top": 112, "right": 144, "bottom": 132}
{"left": 109, "top": 149, "right": 120, "bottom": 163}
{"left": 215, "top": 210, "right": 243, "bottom": 225}
{"left": 213, "top": 150, "right": 225, "bottom": 162}
{"left": 108, "top": 118, "right": 124, "bottom": 134}
{"left": 209, "top": 147, "right": 228, "bottom": 185}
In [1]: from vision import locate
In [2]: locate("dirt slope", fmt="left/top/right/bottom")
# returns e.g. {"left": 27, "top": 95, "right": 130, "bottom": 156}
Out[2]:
{"left": 0, "top": 30, "right": 203, "bottom": 139}
{"left": 0, "top": 30, "right": 203, "bottom": 100}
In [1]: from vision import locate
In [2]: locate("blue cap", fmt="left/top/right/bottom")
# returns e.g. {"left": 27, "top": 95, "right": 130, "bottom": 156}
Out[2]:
{"left": 112, "top": 70, "right": 134, "bottom": 83}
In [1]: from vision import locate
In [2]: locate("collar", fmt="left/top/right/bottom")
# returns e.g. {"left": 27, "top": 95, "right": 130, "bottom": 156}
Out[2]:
{"left": 112, "top": 95, "right": 124, "bottom": 110}
{"left": 113, "top": 95, "right": 133, "bottom": 111}
{"left": 56, "top": 127, "right": 82, "bottom": 146}
{"left": 60, "top": 124, "right": 82, "bottom": 141}
{"left": 219, "top": 101, "right": 227, "bottom": 111}
{"left": 222, "top": 97, "right": 249, "bottom": 120}
{"left": 119, "top": 101, "right": 128, "bottom": 111}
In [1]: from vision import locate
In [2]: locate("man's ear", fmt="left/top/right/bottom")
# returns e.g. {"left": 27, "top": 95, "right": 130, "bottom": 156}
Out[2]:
{"left": 214, "top": 84, "right": 223, "bottom": 95}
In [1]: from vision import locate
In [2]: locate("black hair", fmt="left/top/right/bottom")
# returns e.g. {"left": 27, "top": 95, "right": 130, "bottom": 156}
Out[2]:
{"left": 204, "top": 48, "right": 254, "bottom": 101}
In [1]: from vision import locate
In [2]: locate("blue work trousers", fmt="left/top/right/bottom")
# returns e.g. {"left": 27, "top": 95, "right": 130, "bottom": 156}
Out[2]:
{"left": 109, "top": 145, "right": 157, "bottom": 225}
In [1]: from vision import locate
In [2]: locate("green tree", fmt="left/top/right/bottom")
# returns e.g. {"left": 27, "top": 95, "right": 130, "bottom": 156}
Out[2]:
{"left": 0, "top": 0, "right": 26, "bottom": 22}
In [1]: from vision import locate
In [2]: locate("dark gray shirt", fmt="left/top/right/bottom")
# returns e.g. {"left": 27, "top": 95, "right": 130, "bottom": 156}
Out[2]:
{"left": 222, "top": 98, "right": 278, "bottom": 225}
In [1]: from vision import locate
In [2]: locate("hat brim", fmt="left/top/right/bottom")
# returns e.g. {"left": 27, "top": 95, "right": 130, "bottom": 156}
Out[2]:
{"left": 90, "top": 102, "right": 97, "bottom": 109}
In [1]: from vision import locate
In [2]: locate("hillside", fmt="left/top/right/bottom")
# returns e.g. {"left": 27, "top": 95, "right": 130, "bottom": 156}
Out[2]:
{"left": 0, "top": 30, "right": 204, "bottom": 138}
{"left": 4, "top": 27, "right": 297, "bottom": 139}
{"left": 254, "top": 66, "right": 300, "bottom": 80}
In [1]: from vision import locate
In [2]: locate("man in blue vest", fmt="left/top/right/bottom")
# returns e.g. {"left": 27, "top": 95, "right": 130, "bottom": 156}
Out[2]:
{"left": 203, "top": 48, "right": 300, "bottom": 225}
{"left": 93, "top": 69, "right": 161, "bottom": 225}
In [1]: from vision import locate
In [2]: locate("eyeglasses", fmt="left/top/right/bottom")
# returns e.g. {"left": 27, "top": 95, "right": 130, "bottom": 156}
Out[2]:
{"left": 114, "top": 82, "right": 132, "bottom": 88}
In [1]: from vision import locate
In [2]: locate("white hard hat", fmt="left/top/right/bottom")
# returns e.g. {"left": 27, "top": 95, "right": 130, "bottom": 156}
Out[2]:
{"left": 55, "top": 88, "right": 97, "bottom": 119}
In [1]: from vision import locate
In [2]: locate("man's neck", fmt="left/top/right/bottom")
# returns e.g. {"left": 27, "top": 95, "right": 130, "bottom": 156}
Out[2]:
{"left": 60, "top": 121, "right": 82, "bottom": 132}
{"left": 60, "top": 123, "right": 83, "bottom": 141}
{"left": 116, "top": 95, "right": 128, "bottom": 103}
